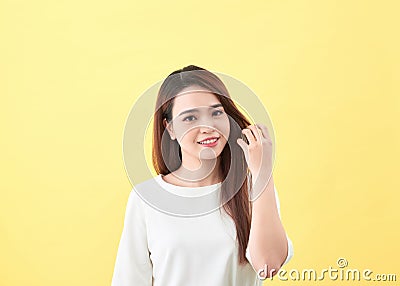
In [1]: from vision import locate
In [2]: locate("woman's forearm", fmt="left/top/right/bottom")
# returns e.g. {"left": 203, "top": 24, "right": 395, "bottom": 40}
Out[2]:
{"left": 247, "top": 175, "right": 288, "bottom": 278}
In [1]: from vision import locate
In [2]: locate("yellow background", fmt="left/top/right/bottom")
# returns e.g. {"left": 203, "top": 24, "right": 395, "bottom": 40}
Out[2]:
{"left": 1, "top": 0, "right": 399, "bottom": 285}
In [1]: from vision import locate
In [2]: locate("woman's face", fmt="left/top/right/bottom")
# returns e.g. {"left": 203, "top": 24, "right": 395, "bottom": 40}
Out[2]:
{"left": 164, "top": 86, "right": 230, "bottom": 162}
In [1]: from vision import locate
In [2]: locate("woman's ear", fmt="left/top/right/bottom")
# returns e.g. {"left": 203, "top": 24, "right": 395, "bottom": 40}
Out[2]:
{"left": 163, "top": 118, "right": 176, "bottom": 140}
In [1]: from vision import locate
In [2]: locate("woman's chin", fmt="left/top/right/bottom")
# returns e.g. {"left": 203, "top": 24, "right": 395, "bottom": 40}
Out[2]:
{"left": 198, "top": 149, "right": 222, "bottom": 160}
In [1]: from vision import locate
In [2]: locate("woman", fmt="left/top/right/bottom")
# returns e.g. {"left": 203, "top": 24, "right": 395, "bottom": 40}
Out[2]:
{"left": 111, "top": 65, "right": 294, "bottom": 286}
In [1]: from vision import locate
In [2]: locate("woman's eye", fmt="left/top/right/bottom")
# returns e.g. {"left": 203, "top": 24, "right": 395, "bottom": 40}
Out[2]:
{"left": 213, "top": 110, "right": 224, "bottom": 116}
{"left": 183, "top": 115, "right": 196, "bottom": 122}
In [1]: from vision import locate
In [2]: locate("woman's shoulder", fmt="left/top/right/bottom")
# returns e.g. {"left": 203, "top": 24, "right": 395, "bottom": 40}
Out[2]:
{"left": 133, "top": 175, "right": 160, "bottom": 192}
{"left": 128, "top": 175, "right": 161, "bottom": 208}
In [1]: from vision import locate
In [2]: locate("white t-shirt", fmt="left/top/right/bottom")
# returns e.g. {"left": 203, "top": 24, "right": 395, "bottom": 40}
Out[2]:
{"left": 111, "top": 174, "right": 294, "bottom": 286}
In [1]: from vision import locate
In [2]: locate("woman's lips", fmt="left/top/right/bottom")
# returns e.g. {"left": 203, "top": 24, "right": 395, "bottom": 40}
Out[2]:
{"left": 197, "top": 137, "right": 219, "bottom": 147}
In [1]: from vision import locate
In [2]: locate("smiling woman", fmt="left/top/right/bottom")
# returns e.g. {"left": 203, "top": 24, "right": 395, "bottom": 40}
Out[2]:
{"left": 111, "top": 65, "right": 294, "bottom": 286}
{"left": 163, "top": 89, "right": 230, "bottom": 165}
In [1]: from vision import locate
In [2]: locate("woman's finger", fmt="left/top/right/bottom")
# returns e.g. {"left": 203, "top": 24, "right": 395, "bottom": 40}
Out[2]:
{"left": 255, "top": 124, "right": 271, "bottom": 140}
{"left": 247, "top": 124, "right": 263, "bottom": 142}
{"left": 242, "top": 128, "right": 256, "bottom": 145}
{"left": 236, "top": 138, "right": 248, "bottom": 152}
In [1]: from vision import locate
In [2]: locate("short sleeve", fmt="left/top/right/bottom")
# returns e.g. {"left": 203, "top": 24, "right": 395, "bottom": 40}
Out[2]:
{"left": 111, "top": 190, "right": 153, "bottom": 286}
{"left": 282, "top": 235, "right": 294, "bottom": 266}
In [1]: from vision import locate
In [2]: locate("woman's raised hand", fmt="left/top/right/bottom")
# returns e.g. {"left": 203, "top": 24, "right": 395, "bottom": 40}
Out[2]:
{"left": 236, "top": 123, "right": 273, "bottom": 189}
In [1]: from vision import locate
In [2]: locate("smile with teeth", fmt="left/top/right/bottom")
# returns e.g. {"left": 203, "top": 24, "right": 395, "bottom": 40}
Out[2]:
{"left": 198, "top": 138, "right": 219, "bottom": 144}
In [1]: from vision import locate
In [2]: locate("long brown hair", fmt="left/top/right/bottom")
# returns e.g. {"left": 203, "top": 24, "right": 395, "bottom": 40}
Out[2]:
{"left": 152, "top": 65, "right": 252, "bottom": 265}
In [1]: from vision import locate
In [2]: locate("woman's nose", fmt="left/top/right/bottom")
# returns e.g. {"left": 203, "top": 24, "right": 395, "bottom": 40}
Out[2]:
{"left": 198, "top": 116, "right": 217, "bottom": 132}
{"left": 199, "top": 125, "right": 216, "bottom": 133}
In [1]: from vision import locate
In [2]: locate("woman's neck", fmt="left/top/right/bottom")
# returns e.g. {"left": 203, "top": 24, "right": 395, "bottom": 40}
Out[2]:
{"left": 170, "top": 157, "right": 223, "bottom": 187}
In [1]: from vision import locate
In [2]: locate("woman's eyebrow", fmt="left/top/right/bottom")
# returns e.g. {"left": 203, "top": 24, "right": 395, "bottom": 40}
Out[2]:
{"left": 177, "top": 104, "right": 223, "bottom": 117}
